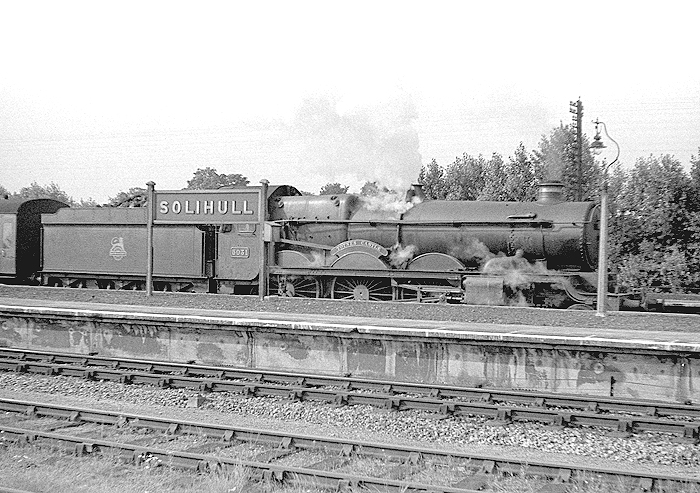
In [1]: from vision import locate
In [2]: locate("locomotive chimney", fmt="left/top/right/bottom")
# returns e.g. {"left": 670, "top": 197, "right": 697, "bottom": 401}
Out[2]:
{"left": 405, "top": 184, "right": 426, "bottom": 203}
{"left": 537, "top": 182, "right": 565, "bottom": 204}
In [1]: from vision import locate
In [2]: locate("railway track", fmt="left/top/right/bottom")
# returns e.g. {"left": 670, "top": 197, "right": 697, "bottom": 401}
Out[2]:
{"left": 1, "top": 348, "right": 698, "bottom": 442}
{"left": 1, "top": 397, "right": 698, "bottom": 493}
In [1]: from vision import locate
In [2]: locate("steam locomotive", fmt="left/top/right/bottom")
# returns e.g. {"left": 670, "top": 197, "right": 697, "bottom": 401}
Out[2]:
{"left": 0, "top": 182, "right": 653, "bottom": 311}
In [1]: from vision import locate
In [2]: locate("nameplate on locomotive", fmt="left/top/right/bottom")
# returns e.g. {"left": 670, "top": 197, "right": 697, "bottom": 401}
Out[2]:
{"left": 330, "top": 239, "right": 388, "bottom": 258}
{"left": 154, "top": 189, "right": 260, "bottom": 223}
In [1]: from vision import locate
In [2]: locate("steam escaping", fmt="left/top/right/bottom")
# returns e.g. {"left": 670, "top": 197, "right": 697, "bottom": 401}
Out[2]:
{"left": 449, "top": 239, "right": 568, "bottom": 292}
{"left": 482, "top": 249, "right": 566, "bottom": 290}
{"left": 481, "top": 249, "right": 530, "bottom": 274}
{"left": 389, "top": 243, "right": 418, "bottom": 269}
{"left": 360, "top": 189, "right": 423, "bottom": 219}
{"left": 482, "top": 249, "right": 534, "bottom": 288}
{"left": 449, "top": 238, "right": 496, "bottom": 266}
{"left": 291, "top": 91, "right": 422, "bottom": 193}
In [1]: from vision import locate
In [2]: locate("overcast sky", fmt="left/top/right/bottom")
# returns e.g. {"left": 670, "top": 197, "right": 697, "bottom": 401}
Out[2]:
{"left": 1, "top": 1, "right": 698, "bottom": 202}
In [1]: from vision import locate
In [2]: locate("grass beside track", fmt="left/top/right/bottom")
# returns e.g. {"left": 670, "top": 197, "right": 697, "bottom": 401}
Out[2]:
{"left": 0, "top": 443, "right": 250, "bottom": 493}
{"left": 3, "top": 441, "right": 699, "bottom": 493}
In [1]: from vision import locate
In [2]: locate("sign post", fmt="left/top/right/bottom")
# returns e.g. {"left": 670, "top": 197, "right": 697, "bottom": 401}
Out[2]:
{"left": 151, "top": 185, "right": 266, "bottom": 298}
{"left": 258, "top": 180, "right": 269, "bottom": 301}
{"left": 146, "top": 181, "right": 155, "bottom": 296}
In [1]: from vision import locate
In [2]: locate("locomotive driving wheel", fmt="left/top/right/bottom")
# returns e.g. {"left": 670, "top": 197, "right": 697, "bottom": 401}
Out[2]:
{"left": 270, "top": 275, "right": 321, "bottom": 298}
{"left": 330, "top": 277, "right": 393, "bottom": 301}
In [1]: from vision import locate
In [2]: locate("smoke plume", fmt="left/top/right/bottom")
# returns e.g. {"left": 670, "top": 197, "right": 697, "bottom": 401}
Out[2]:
{"left": 291, "top": 91, "right": 422, "bottom": 193}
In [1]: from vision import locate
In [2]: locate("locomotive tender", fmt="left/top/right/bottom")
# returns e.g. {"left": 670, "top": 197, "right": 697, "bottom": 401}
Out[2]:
{"left": 2, "top": 182, "right": 640, "bottom": 310}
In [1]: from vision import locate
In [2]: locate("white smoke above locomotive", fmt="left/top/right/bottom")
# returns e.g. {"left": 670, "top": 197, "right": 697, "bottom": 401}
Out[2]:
{"left": 291, "top": 91, "right": 422, "bottom": 195}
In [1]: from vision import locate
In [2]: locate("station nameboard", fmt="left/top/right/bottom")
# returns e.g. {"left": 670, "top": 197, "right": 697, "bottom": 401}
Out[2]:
{"left": 154, "top": 188, "right": 261, "bottom": 223}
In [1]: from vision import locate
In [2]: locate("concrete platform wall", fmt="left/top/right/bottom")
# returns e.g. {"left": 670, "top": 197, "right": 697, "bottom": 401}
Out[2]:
{"left": 0, "top": 309, "right": 697, "bottom": 404}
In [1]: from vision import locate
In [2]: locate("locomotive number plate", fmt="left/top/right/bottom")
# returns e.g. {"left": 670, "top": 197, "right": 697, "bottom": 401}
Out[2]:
{"left": 230, "top": 247, "right": 250, "bottom": 258}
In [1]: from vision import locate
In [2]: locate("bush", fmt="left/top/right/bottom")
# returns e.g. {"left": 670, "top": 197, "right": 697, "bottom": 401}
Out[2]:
{"left": 615, "top": 243, "right": 700, "bottom": 293}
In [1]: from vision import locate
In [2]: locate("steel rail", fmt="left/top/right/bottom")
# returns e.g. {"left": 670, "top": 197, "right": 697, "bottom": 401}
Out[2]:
{"left": 1, "top": 352, "right": 698, "bottom": 442}
{"left": 0, "top": 397, "right": 698, "bottom": 492}
{"left": 0, "top": 425, "right": 471, "bottom": 493}
{"left": 2, "top": 347, "right": 698, "bottom": 418}
{"left": 3, "top": 347, "right": 700, "bottom": 418}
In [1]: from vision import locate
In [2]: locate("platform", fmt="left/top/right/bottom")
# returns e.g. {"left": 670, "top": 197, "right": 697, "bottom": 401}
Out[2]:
{"left": 0, "top": 297, "right": 698, "bottom": 403}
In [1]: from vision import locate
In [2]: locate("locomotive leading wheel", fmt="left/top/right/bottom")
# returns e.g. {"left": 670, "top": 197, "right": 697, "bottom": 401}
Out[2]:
{"left": 331, "top": 277, "right": 392, "bottom": 301}
{"left": 270, "top": 275, "right": 321, "bottom": 298}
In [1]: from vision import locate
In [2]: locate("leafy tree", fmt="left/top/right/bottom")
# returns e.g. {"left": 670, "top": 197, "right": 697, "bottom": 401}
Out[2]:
{"left": 616, "top": 155, "right": 693, "bottom": 248}
{"left": 689, "top": 148, "right": 700, "bottom": 208}
{"left": 688, "top": 150, "right": 700, "bottom": 275}
{"left": 0, "top": 184, "right": 11, "bottom": 199}
{"left": 477, "top": 153, "right": 508, "bottom": 200}
{"left": 533, "top": 124, "right": 598, "bottom": 201}
{"left": 18, "top": 182, "right": 74, "bottom": 205}
{"left": 186, "top": 167, "right": 249, "bottom": 189}
{"left": 76, "top": 197, "right": 99, "bottom": 207}
{"left": 608, "top": 154, "right": 700, "bottom": 292}
{"left": 108, "top": 187, "right": 148, "bottom": 207}
{"left": 319, "top": 182, "right": 350, "bottom": 195}
{"left": 443, "top": 153, "right": 488, "bottom": 200}
{"left": 414, "top": 115, "right": 700, "bottom": 295}
{"left": 504, "top": 143, "right": 544, "bottom": 201}
{"left": 360, "top": 181, "right": 393, "bottom": 196}
{"left": 691, "top": 148, "right": 700, "bottom": 182}
{"left": 418, "top": 159, "right": 447, "bottom": 199}
{"left": 420, "top": 148, "right": 543, "bottom": 202}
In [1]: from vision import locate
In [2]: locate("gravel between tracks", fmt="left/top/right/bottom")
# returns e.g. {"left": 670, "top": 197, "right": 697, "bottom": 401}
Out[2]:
{"left": 2, "top": 285, "right": 700, "bottom": 480}
{"left": 1, "top": 372, "right": 699, "bottom": 480}
{"left": 1, "top": 285, "right": 699, "bottom": 333}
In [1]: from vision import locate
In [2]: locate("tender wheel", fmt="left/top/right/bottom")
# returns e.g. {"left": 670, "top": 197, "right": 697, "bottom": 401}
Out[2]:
{"left": 270, "top": 275, "right": 321, "bottom": 298}
{"left": 97, "top": 280, "right": 115, "bottom": 290}
{"left": 331, "top": 277, "right": 392, "bottom": 301}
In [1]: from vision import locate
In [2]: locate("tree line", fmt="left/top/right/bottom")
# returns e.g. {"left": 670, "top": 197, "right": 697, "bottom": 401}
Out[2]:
{"left": 414, "top": 126, "right": 700, "bottom": 294}
{"left": 3, "top": 127, "right": 699, "bottom": 294}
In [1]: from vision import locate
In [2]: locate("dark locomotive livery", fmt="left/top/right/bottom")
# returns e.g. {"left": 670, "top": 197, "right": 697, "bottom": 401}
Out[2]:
{"left": 266, "top": 182, "right": 606, "bottom": 308}
{"left": 0, "top": 198, "right": 68, "bottom": 283}
{"left": 0, "top": 182, "right": 657, "bottom": 311}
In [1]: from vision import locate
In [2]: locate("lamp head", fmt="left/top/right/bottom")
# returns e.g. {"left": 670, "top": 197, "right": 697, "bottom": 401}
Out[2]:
{"left": 590, "top": 119, "right": 607, "bottom": 155}
{"left": 590, "top": 133, "right": 606, "bottom": 155}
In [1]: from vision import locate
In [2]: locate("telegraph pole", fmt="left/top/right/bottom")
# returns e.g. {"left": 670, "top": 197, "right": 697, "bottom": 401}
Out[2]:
{"left": 570, "top": 99, "right": 584, "bottom": 201}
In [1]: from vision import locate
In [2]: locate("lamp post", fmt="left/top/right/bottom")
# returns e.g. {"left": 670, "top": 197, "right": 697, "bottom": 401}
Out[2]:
{"left": 590, "top": 119, "right": 620, "bottom": 316}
